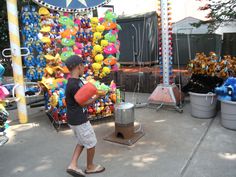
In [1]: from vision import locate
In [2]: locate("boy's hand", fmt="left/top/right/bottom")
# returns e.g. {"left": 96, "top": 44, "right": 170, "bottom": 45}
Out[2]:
{"left": 97, "top": 90, "right": 107, "bottom": 96}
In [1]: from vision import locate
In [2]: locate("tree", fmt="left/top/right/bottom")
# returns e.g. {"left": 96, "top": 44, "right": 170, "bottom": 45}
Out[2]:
{"left": 193, "top": 0, "right": 236, "bottom": 33}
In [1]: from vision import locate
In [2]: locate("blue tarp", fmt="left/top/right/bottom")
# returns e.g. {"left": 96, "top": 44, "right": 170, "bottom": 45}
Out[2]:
{"left": 33, "top": 0, "right": 110, "bottom": 12}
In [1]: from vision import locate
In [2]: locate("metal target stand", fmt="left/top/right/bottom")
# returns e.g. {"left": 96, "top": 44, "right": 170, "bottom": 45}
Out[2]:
{"left": 148, "top": 0, "right": 183, "bottom": 113}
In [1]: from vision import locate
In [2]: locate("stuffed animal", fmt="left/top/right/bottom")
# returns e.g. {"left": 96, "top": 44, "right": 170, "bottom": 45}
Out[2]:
{"left": 92, "top": 63, "right": 102, "bottom": 77}
{"left": 92, "top": 45, "right": 103, "bottom": 56}
{"left": 101, "top": 40, "right": 109, "bottom": 48}
{"left": 215, "top": 77, "right": 236, "bottom": 101}
{"left": 26, "top": 67, "right": 37, "bottom": 81}
{"left": 95, "top": 54, "right": 104, "bottom": 64}
{"left": 99, "top": 67, "right": 111, "bottom": 78}
{"left": 96, "top": 25, "right": 105, "bottom": 33}
{"left": 104, "top": 44, "right": 117, "bottom": 55}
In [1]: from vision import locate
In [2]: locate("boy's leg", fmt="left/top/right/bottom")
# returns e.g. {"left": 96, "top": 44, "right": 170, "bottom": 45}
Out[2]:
{"left": 87, "top": 146, "right": 95, "bottom": 170}
{"left": 69, "top": 144, "right": 84, "bottom": 169}
{"left": 86, "top": 147, "right": 105, "bottom": 174}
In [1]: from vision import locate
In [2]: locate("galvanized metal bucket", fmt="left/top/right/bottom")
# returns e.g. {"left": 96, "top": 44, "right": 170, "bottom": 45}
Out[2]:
{"left": 115, "top": 102, "right": 135, "bottom": 125}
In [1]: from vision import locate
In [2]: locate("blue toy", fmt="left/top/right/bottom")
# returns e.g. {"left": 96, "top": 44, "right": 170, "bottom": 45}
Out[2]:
{"left": 0, "top": 64, "right": 5, "bottom": 78}
{"left": 26, "top": 67, "right": 37, "bottom": 81}
{"left": 24, "top": 54, "right": 36, "bottom": 67}
{"left": 22, "top": 22, "right": 32, "bottom": 38}
{"left": 34, "top": 40, "right": 43, "bottom": 53}
{"left": 25, "top": 39, "right": 34, "bottom": 52}
{"left": 22, "top": 6, "right": 31, "bottom": 24}
{"left": 58, "top": 89, "right": 65, "bottom": 108}
{"left": 215, "top": 77, "right": 236, "bottom": 101}
{"left": 36, "top": 67, "right": 44, "bottom": 80}
{"left": 31, "top": 6, "right": 39, "bottom": 23}
{"left": 36, "top": 52, "right": 46, "bottom": 67}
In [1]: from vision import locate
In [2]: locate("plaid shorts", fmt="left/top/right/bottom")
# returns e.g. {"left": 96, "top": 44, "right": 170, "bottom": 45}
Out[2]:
{"left": 69, "top": 121, "right": 97, "bottom": 149}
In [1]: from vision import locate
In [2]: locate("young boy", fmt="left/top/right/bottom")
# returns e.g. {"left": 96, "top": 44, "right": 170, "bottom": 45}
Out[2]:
{"left": 65, "top": 55, "right": 105, "bottom": 177}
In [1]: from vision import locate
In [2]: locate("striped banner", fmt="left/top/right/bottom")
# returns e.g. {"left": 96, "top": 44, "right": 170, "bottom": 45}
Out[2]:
{"left": 6, "top": 0, "right": 28, "bottom": 123}
{"left": 32, "top": 0, "right": 111, "bottom": 12}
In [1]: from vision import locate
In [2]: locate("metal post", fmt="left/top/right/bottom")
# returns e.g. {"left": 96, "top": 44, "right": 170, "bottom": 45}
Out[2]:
{"left": 6, "top": 0, "right": 28, "bottom": 123}
{"left": 148, "top": 0, "right": 183, "bottom": 112}
{"left": 161, "top": 0, "right": 170, "bottom": 86}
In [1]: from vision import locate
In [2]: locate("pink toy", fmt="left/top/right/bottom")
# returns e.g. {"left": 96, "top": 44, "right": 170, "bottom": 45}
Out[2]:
{"left": 74, "top": 14, "right": 81, "bottom": 26}
{"left": 104, "top": 44, "right": 117, "bottom": 55}
{"left": 0, "top": 86, "right": 9, "bottom": 100}
{"left": 73, "top": 42, "right": 83, "bottom": 55}
{"left": 112, "top": 64, "right": 119, "bottom": 72}
{"left": 99, "top": 17, "right": 104, "bottom": 23}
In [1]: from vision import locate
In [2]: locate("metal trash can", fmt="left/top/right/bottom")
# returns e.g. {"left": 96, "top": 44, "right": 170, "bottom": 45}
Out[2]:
{"left": 115, "top": 102, "right": 135, "bottom": 139}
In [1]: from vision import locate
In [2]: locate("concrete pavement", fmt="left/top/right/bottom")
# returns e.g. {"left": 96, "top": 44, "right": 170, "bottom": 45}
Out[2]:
{"left": 0, "top": 93, "right": 235, "bottom": 177}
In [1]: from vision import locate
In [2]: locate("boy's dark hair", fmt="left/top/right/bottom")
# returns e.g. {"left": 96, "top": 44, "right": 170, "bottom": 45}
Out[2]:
{"left": 65, "top": 55, "right": 83, "bottom": 71}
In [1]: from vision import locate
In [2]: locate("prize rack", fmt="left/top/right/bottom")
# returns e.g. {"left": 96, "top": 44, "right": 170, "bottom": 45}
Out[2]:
{"left": 21, "top": 5, "right": 123, "bottom": 130}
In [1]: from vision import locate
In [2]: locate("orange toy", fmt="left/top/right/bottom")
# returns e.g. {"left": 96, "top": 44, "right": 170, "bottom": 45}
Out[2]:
{"left": 104, "top": 56, "right": 117, "bottom": 66}
{"left": 102, "top": 22, "right": 117, "bottom": 30}
{"left": 60, "top": 27, "right": 77, "bottom": 38}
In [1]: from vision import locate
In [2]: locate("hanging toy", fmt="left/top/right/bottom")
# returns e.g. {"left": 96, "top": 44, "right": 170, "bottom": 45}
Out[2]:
{"left": 104, "top": 31, "right": 117, "bottom": 43}
{"left": 31, "top": 6, "right": 39, "bottom": 22}
{"left": 25, "top": 38, "right": 34, "bottom": 52}
{"left": 36, "top": 66, "right": 44, "bottom": 80}
{"left": 94, "top": 54, "right": 104, "bottom": 64}
{"left": 102, "top": 21, "right": 117, "bottom": 31}
{"left": 103, "top": 55, "right": 117, "bottom": 66}
{"left": 36, "top": 51, "right": 46, "bottom": 67}
{"left": 61, "top": 38, "right": 75, "bottom": 49}
{"left": 0, "top": 64, "right": 5, "bottom": 78}
{"left": 92, "top": 45, "right": 103, "bottom": 56}
{"left": 104, "top": 44, "right": 117, "bottom": 55}
{"left": 39, "top": 7, "right": 50, "bottom": 17}
{"left": 96, "top": 25, "right": 105, "bottom": 33}
{"left": 74, "top": 14, "right": 81, "bottom": 27}
{"left": 61, "top": 51, "right": 75, "bottom": 62}
{"left": 104, "top": 10, "right": 117, "bottom": 22}
{"left": 91, "top": 17, "right": 99, "bottom": 32}
{"left": 92, "top": 63, "right": 102, "bottom": 77}
{"left": 81, "top": 15, "right": 91, "bottom": 29}
{"left": 24, "top": 54, "right": 35, "bottom": 67}
{"left": 73, "top": 42, "right": 83, "bottom": 55}
{"left": 100, "top": 40, "right": 109, "bottom": 49}
{"left": 22, "top": 21, "right": 32, "bottom": 38}
{"left": 26, "top": 67, "right": 37, "bottom": 81}
{"left": 93, "top": 32, "right": 102, "bottom": 45}
{"left": 22, "top": 5, "right": 31, "bottom": 24}
{"left": 59, "top": 16, "right": 74, "bottom": 28}
{"left": 112, "top": 63, "right": 120, "bottom": 72}
{"left": 76, "top": 31, "right": 84, "bottom": 43}
{"left": 87, "top": 31, "right": 93, "bottom": 42}
{"left": 0, "top": 86, "right": 9, "bottom": 100}
{"left": 99, "top": 67, "right": 111, "bottom": 79}
{"left": 49, "top": 92, "right": 59, "bottom": 107}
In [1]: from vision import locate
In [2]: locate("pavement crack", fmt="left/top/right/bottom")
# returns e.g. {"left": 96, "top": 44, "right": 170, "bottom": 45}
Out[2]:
{"left": 179, "top": 118, "right": 215, "bottom": 177}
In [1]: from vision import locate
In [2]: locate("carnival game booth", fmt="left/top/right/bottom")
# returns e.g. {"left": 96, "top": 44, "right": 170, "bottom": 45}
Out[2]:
{"left": 1, "top": 0, "right": 124, "bottom": 131}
